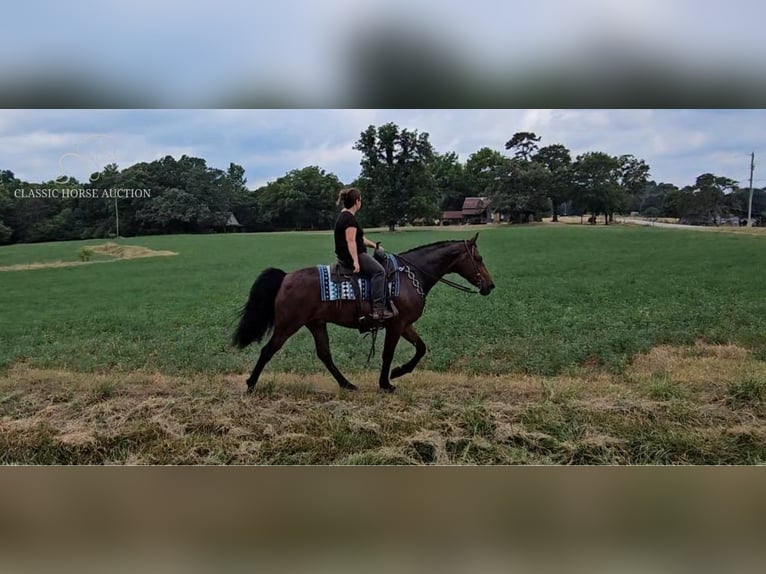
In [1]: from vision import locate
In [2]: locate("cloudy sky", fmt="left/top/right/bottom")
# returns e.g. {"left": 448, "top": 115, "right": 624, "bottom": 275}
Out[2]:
{"left": 1, "top": 110, "right": 764, "bottom": 190}
{"left": 2, "top": 4, "right": 764, "bottom": 189}
{"left": 3, "top": 1, "right": 764, "bottom": 106}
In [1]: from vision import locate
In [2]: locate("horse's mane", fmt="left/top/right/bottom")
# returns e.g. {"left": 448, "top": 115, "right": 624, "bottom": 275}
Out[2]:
{"left": 399, "top": 239, "right": 463, "bottom": 256}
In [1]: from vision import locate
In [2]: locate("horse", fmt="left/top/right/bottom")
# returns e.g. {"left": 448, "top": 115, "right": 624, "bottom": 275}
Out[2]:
{"left": 232, "top": 232, "right": 495, "bottom": 392}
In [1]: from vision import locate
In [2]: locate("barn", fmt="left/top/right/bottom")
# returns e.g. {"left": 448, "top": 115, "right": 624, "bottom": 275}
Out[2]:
{"left": 440, "top": 197, "right": 494, "bottom": 225}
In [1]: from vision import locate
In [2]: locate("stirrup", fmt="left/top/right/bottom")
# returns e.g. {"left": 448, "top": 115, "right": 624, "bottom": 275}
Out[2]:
{"left": 370, "top": 306, "right": 395, "bottom": 322}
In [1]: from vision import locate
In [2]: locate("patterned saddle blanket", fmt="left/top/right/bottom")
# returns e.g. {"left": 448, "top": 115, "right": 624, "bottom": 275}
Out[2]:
{"left": 317, "top": 254, "right": 401, "bottom": 302}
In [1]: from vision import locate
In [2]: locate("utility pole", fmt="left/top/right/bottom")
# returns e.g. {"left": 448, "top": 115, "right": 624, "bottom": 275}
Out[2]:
{"left": 114, "top": 196, "right": 120, "bottom": 238}
{"left": 747, "top": 152, "right": 755, "bottom": 227}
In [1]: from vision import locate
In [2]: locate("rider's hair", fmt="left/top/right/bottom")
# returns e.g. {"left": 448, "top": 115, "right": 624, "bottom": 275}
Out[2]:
{"left": 337, "top": 187, "right": 361, "bottom": 209}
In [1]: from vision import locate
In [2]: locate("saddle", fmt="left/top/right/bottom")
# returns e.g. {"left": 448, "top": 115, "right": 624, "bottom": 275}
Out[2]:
{"left": 331, "top": 252, "right": 398, "bottom": 332}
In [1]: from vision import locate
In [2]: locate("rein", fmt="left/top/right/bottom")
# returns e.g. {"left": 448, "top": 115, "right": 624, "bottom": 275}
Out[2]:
{"left": 393, "top": 240, "right": 481, "bottom": 297}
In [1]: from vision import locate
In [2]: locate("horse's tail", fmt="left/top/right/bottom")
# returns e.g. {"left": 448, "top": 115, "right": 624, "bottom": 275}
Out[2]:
{"left": 232, "top": 267, "right": 287, "bottom": 349}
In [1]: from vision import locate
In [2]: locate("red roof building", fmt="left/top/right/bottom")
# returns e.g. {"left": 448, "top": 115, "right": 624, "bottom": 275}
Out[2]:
{"left": 461, "top": 197, "right": 490, "bottom": 215}
{"left": 441, "top": 210, "right": 464, "bottom": 220}
{"left": 440, "top": 197, "right": 493, "bottom": 225}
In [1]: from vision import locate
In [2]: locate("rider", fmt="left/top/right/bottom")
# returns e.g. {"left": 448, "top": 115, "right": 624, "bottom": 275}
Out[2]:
{"left": 334, "top": 187, "right": 394, "bottom": 321}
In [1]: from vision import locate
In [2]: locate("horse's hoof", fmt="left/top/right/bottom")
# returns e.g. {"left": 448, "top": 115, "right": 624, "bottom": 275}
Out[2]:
{"left": 340, "top": 382, "right": 357, "bottom": 391}
{"left": 246, "top": 384, "right": 255, "bottom": 394}
{"left": 390, "top": 367, "right": 405, "bottom": 380}
{"left": 379, "top": 384, "right": 396, "bottom": 393}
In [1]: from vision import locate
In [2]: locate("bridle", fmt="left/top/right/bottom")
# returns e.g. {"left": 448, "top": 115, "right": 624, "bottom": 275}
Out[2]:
{"left": 462, "top": 240, "right": 483, "bottom": 288}
{"left": 394, "top": 240, "right": 483, "bottom": 298}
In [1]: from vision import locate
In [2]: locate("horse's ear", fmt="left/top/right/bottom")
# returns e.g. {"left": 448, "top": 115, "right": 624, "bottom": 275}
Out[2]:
{"left": 470, "top": 232, "right": 479, "bottom": 244}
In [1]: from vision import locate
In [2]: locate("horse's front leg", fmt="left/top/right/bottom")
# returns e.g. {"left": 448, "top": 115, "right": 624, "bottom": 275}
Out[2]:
{"left": 391, "top": 324, "right": 426, "bottom": 380}
{"left": 379, "top": 323, "right": 404, "bottom": 392}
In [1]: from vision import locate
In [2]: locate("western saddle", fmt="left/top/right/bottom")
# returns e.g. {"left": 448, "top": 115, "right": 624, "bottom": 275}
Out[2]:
{"left": 331, "top": 250, "right": 398, "bottom": 332}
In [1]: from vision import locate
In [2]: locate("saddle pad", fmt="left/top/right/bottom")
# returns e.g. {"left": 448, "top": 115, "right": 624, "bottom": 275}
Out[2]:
{"left": 317, "top": 254, "right": 401, "bottom": 302}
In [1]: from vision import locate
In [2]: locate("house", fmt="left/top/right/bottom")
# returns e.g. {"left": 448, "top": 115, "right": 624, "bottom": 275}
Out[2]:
{"left": 440, "top": 197, "right": 494, "bottom": 225}
{"left": 440, "top": 210, "right": 464, "bottom": 225}
{"left": 461, "top": 197, "right": 493, "bottom": 224}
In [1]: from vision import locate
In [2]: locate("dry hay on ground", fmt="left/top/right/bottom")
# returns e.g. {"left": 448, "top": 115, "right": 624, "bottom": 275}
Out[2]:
{"left": 0, "top": 242, "right": 177, "bottom": 272}
{"left": 88, "top": 242, "right": 176, "bottom": 259}
{"left": 1, "top": 342, "right": 764, "bottom": 464}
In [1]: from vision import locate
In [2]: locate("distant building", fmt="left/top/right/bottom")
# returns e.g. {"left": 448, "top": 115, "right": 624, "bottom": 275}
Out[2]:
{"left": 225, "top": 213, "right": 243, "bottom": 232}
{"left": 440, "top": 210, "right": 464, "bottom": 225}
{"left": 461, "top": 197, "right": 493, "bottom": 224}
{"left": 440, "top": 197, "right": 493, "bottom": 225}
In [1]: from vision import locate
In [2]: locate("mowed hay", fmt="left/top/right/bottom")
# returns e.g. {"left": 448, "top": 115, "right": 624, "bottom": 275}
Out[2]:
{"left": 88, "top": 242, "right": 176, "bottom": 259}
{"left": 0, "top": 242, "right": 177, "bottom": 271}
{"left": 1, "top": 342, "right": 764, "bottom": 464}
{"left": 628, "top": 341, "right": 761, "bottom": 394}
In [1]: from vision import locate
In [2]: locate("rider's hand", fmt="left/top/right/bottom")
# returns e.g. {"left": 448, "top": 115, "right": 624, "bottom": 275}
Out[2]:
{"left": 353, "top": 261, "right": 360, "bottom": 273}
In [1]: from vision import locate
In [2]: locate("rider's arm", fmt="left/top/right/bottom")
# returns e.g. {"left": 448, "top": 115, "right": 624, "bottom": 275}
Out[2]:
{"left": 363, "top": 237, "right": 382, "bottom": 250}
{"left": 345, "top": 227, "right": 360, "bottom": 271}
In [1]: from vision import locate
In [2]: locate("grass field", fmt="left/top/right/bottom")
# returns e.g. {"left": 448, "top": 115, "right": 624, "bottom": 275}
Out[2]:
{"left": 1, "top": 224, "right": 765, "bottom": 464}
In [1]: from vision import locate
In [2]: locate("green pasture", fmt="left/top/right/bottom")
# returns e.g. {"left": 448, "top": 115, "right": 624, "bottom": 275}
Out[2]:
{"left": 1, "top": 224, "right": 765, "bottom": 377}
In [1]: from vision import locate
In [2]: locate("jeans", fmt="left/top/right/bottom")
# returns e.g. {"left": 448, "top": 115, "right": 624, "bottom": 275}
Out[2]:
{"left": 358, "top": 251, "right": 386, "bottom": 306}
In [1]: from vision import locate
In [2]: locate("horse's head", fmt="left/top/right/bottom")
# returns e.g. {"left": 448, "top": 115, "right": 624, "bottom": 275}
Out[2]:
{"left": 454, "top": 233, "right": 495, "bottom": 296}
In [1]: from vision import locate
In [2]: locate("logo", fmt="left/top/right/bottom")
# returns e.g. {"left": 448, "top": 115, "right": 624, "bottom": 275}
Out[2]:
{"left": 55, "top": 134, "right": 118, "bottom": 185}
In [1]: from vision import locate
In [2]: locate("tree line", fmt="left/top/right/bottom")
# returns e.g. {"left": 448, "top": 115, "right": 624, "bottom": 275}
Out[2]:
{"left": 1, "top": 124, "right": 763, "bottom": 245}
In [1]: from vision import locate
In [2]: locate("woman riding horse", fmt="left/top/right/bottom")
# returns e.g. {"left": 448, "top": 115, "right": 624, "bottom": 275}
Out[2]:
{"left": 233, "top": 231, "right": 495, "bottom": 393}
{"left": 334, "top": 187, "right": 394, "bottom": 322}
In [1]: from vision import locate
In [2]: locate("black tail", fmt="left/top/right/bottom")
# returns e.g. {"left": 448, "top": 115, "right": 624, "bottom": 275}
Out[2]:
{"left": 232, "top": 268, "right": 287, "bottom": 349}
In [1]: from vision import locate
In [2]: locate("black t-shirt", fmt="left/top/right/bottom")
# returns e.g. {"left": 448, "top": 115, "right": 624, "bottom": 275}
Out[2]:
{"left": 334, "top": 210, "right": 366, "bottom": 266}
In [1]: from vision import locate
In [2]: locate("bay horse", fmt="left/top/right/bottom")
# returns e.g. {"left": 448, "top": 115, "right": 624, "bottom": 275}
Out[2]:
{"left": 232, "top": 232, "right": 495, "bottom": 392}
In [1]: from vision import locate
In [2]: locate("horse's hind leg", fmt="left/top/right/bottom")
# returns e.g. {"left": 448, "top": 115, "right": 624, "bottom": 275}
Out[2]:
{"left": 246, "top": 324, "right": 300, "bottom": 393}
{"left": 390, "top": 324, "right": 427, "bottom": 380}
{"left": 306, "top": 321, "right": 357, "bottom": 390}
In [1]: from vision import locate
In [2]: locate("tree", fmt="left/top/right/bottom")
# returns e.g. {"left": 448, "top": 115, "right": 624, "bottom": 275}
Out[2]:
{"left": 464, "top": 147, "right": 508, "bottom": 197}
{"left": 660, "top": 185, "right": 684, "bottom": 219}
{"left": 225, "top": 162, "right": 248, "bottom": 197}
{"left": 505, "top": 132, "right": 541, "bottom": 161}
{"left": 110, "top": 162, "right": 155, "bottom": 236}
{"left": 571, "top": 152, "right": 623, "bottom": 224}
{"left": 0, "top": 221, "right": 10, "bottom": 244}
{"left": 232, "top": 189, "right": 261, "bottom": 231}
{"left": 0, "top": 156, "right": 260, "bottom": 242}
{"left": 463, "top": 147, "right": 509, "bottom": 221}
{"left": 728, "top": 187, "right": 766, "bottom": 223}
{"left": 639, "top": 182, "right": 678, "bottom": 217}
{"left": 493, "top": 158, "right": 549, "bottom": 223}
{"left": 498, "top": 133, "right": 568, "bottom": 223}
{"left": 684, "top": 173, "right": 738, "bottom": 225}
{"left": 0, "top": 181, "right": 13, "bottom": 244}
{"left": 618, "top": 155, "right": 651, "bottom": 196}
{"left": 617, "top": 154, "right": 651, "bottom": 220}
{"left": 258, "top": 166, "right": 342, "bottom": 230}
{"left": 0, "top": 170, "right": 15, "bottom": 186}
{"left": 223, "top": 162, "right": 253, "bottom": 226}
{"left": 533, "top": 144, "right": 572, "bottom": 222}
{"left": 354, "top": 123, "right": 436, "bottom": 231}
{"left": 430, "top": 151, "right": 468, "bottom": 211}
{"left": 137, "top": 187, "right": 225, "bottom": 234}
